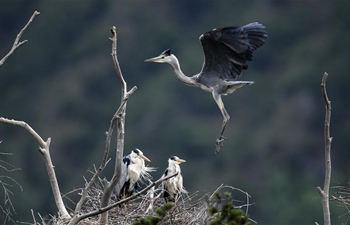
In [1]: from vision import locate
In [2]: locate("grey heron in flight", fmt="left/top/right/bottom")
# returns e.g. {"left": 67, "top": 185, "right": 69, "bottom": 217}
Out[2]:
{"left": 161, "top": 156, "right": 187, "bottom": 204}
{"left": 145, "top": 22, "right": 267, "bottom": 154}
{"left": 115, "top": 148, "right": 155, "bottom": 201}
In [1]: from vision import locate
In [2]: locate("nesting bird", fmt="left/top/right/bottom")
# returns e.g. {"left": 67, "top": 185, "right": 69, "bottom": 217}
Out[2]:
{"left": 161, "top": 156, "right": 187, "bottom": 203}
{"left": 145, "top": 22, "right": 268, "bottom": 154}
{"left": 115, "top": 148, "right": 155, "bottom": 200}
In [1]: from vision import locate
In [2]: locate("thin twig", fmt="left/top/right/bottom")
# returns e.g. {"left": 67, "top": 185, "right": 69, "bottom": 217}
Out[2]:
{"left": 0, "top": 160, "right": 21, "bottom": 172}
{"left": 317, "top": 72, "right": 332, "bottom": 225}
{"left": 31, "top": 209, "right": 37, "bottom": 224}
{"left": 38, "top": 212, "right": 46, "bottom": 225}
{"left": 332, "top": 184, "right": 350, "bottom": 223}
{"left": 0, "top": 152, "right": 12, "bottom": 155}
{"left": 0, "top": 11, "right": 40, "bottom": 67}
{"left": 220, "top": 185, "right": 252, "bottom": 216}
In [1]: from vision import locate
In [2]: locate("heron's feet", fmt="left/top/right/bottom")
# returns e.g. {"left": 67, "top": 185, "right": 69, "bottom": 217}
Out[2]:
{"left": 215, "top": 136, "right": 228, "bottom": 154}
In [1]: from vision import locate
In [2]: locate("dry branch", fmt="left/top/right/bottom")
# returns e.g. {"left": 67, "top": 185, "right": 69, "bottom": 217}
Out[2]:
{"left": 317, "top": 72, "right": 332, "bottom": 225}
{"left": 0, "top": 11, "right": 40, "bottom": 67}
{"left": 0, "top": 117, "right": 70, "bottom": 219}
{"left": 97, "top": 26, "right": 137, "bottom": 225}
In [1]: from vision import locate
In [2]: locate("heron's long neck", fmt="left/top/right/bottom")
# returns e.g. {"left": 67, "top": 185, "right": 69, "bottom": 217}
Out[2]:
{"left": 170, "top": 57, "right": 198, "bottom": 88}
{"left": 169, "top": 163, "right": 181, "bottom": 174}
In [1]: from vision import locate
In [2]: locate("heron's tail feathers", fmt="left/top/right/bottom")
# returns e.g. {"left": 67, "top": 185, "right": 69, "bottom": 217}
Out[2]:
{"left": 180, "top": 186, "right": 188, "bottom": 194}
{"left": 224, "top": 81, "right": 254, "bottom": 95}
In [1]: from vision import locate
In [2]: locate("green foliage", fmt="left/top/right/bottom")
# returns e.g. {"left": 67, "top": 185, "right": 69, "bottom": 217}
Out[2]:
{"left": 134, "top": 217, "right": 161, "bottom": 225}
{"left": 133, "top": 202, "right": 174, "bottom": 225}
{"left": 209, "top": 192, "right": 251, "bottom": 225}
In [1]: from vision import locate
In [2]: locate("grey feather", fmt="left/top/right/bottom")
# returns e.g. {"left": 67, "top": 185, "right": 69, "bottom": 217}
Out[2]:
{"left": 114, "top": 159, "right": 128, "bottom": 196}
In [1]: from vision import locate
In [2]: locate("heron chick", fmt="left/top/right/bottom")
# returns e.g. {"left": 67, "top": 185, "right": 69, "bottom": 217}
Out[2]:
{"left": 162, "top": 156, "right": 187, "bottom": 204}
{"left": 145, "top": 22, "right": 267, "bottom": 154}
{"left": 115, "top": 148, "right": 155, "bottom": 201}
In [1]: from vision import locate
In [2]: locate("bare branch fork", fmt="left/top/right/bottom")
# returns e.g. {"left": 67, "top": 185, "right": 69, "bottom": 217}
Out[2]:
{"left": 317, "top": 72, "right": 332, "bottom": 225}
{"left": 0, "top": 11, "right": 40, "bottom": 67}
{"left": 0, "top": 118, "right": 70, "bottom": 219}
{"left": 93, "top": 26, "right": 137, "bottom": 225}
{"left": 0, "top": 9, "right": 71, "bottom": 220}
{"left": 73, "top": 27, "right": 136, "bottom": 216}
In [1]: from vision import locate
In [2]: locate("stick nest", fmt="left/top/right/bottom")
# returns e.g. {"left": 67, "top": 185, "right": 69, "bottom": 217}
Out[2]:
{"left": 48, "top": 183, "right": 252, "bottom": 225}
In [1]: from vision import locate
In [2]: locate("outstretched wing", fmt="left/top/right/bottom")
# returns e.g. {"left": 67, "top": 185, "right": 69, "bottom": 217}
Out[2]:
{"left": 199, "top": 22, "right": 267, "bottom": 81}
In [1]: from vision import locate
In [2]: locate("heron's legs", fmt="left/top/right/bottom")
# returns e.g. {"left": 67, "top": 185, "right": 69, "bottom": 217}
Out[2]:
{"left": 174, "top": 193, "right": 178, "bottom": 207}
{"left": 164, "top": 192, "right": 177, "bottom": 206}
{"left": 212, "top": 92, "right": 230, "bottom": 154}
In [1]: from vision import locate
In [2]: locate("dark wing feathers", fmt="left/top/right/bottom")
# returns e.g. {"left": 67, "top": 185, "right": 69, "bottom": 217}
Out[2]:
{"left": 115, "top": 158, "right": 128, "bottom": 198}
{"left": 199, "top": 22, "right": 267, "bottom": 81}
{"left": 123, "top": 156, "right": 131, "bottom": 166}
{"left": 162, "top": 168, "right": 171, "bottom": 200}
{"left": 163, "top": 168, "right": 169, "bottom": 176}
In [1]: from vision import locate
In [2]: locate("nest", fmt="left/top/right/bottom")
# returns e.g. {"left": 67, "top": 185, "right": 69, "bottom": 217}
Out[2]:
{"left": 48, "top": 183, "right": 252, "bottom": 225}
{"left": 332, "top": 183, "right": 350, "bottom": 224}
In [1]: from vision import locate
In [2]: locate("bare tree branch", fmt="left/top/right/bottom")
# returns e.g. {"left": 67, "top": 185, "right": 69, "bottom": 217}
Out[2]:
{"left": 30, "top": 209, "right": 37, "bottom": 225}
{"left": 96, "top": 26, "right": 137, "bottom": 225}
{"left": 68, "top": 172, "right": 179, "bottom": 225}
{"left": 0, "top": 11, "right": 40, "bottom": 67}
{"left": 0, "top": 158, "right": 21, "bottom": 172}
{"left": 0, "top": 117, "right": 70, "bottom": 219}
{"left": 317, "top": 72, "right": 332, "bottom": 225}
{"left": 0, "top": 155, "right": 22, "bottom": 221}
{"left": 0, "top": 175, "right": 22, "bottom": 223}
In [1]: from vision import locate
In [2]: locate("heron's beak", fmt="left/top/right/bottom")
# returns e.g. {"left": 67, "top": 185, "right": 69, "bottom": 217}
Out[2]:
{"left": 176, "top": 158, "right": 186, "bottom": 164}
{"left": 144, "top": 56, "right": 162, "bottom": 63}
{"left": 139, "top": 154, "right": 151, "bottom": 163}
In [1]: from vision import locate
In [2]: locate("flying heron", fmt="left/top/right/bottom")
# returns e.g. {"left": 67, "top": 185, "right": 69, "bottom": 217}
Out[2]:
{"left": 145, "top": 22, "right": 267, "bottom": 154}
{"left": 161, "top": 156, "right": 187, "bottom": 204}
{"left": 115, "top": 148, "right": 155, "bottom": 201}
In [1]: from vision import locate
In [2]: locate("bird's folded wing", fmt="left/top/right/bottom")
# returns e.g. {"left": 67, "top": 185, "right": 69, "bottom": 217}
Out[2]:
{"left": 114, "top": 160, "right": 128, "bottom": 196}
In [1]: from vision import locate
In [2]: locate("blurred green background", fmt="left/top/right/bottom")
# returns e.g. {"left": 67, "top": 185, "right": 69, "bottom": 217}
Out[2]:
{"left": 1, "top": 0, "right": 350, "bottom": 224}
